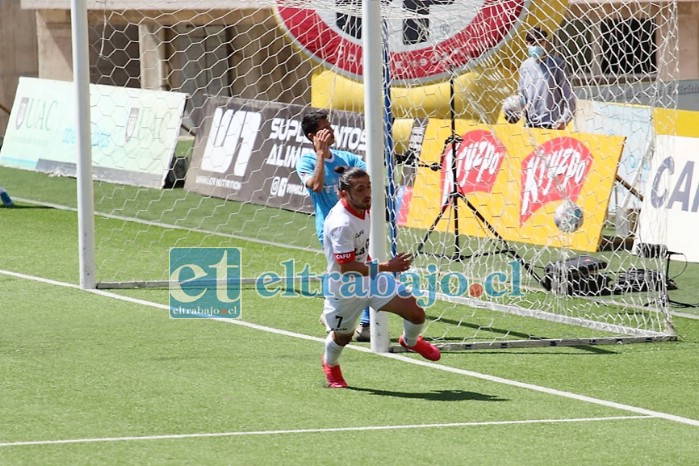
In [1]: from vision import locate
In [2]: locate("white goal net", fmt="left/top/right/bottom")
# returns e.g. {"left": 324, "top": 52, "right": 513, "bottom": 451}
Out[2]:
{"left": 32, "top": 0, "right": 683, "bottom": 348}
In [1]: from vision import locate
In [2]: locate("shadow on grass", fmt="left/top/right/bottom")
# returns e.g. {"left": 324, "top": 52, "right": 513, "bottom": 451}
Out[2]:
{"left": 426, "top": 314, "right": 551, "bottom": 341}
{"left": 2, "top": 205, "right": 55, "bottom": 210}
{"left": 348, "top": 387, "right": 508, "bottom": 402}
{"left": 440, "top": 348, "right": 619, "bottom": 356}
{"left": 437, "top": 345, "right": 619, "bottom": 355}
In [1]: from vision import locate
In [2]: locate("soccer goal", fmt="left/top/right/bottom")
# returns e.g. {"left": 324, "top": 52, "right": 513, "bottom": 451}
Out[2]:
{"left": 65, "top": 0, "right": 678, "bottom": 349}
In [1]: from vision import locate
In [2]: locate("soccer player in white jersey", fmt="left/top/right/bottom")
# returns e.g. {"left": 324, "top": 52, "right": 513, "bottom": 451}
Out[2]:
{"left": 321, "top": 166, "right": 440, "bottom": 388}
{"left": 296, "top": 109, "right": 371, "bottom": 342}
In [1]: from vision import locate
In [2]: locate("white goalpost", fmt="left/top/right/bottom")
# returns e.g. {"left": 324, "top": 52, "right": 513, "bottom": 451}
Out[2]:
{"left": 361, "top": 0, "right": 391, "bottom": 352}
{"left": 72, "top": 0, "right": 96, "bottom": 290}
{"left": 62, "top": 0, "right": 679, "bottom": 350}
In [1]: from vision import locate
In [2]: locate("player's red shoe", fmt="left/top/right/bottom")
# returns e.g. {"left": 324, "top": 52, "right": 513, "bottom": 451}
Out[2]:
{"left": 399, "top": 336, "right": 441, "bottom": 361}
{"left": 322, "top": 357, "right": 348, "bottom": 388}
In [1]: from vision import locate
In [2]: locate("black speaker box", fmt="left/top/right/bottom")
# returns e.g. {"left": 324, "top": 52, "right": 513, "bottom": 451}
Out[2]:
{"left": 543, "top": 255, "right": 611, "bottom": 296}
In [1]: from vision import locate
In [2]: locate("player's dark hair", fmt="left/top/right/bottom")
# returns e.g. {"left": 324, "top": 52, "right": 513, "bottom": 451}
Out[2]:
{"left": 335, "top": 166, "right": 369, "bottom": 193}
{"left": 525, "top": 27, "right": 548, "bottom": 44}
{"left": 301, "top": 109, "right": 330, "bottom": 140}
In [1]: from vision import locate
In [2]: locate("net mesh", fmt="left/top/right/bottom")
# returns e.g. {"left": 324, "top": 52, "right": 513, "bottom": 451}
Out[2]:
{"left": 48, "top": 0, "right": 684, "bottom": 347}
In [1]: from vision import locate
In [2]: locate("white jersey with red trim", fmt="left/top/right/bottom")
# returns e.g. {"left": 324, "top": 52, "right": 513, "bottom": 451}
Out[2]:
{"left": 323, "top": 199, "right": 371, "bottom": 286}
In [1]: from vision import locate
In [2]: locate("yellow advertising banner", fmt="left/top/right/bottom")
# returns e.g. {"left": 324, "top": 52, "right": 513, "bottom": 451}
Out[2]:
{"left": 404, "top": 120, "right": 625, "bottom": 252}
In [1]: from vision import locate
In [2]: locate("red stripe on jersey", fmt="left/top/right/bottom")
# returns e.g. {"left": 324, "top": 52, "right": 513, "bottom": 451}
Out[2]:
{"left": 340, "top": 198, "right": 366, "bottom": 219}
{"left": 335, "top": 251, "right": 356, "bottom": 263}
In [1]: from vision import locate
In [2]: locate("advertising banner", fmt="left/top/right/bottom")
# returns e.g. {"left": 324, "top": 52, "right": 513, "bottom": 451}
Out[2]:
{"left": 405, "top": 121, "right": 625, "bottom": 252}
{"left": 0, "top": 77, "right": 186, "bottom": 188}
{"left": 635, "top": 135, "right": 699, "bottom": 263}
{"left": 396, "top": 118, "right": 428, "bottom": 226}
{"left": 575, "top": 100, "right": 653, "bottom": 210}
{"left": 185, "top": 97, "right": 366, "bottom": 213}
{"left": 274, "top": 0, "right": 529, "bottom": 83}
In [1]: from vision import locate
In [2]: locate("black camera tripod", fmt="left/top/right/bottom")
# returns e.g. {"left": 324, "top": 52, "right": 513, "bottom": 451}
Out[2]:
{"left": 414, "top": 72, "right": 548, "bottom": 290}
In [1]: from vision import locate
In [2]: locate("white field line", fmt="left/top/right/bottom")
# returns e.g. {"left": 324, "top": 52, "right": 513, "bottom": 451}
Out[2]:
{"left": 671, "top": 310, "right": 699, "bottom": 320}
{"left": 2, "top": 268, "right": 699, "bottom": 430}
{"left": 0, "top": 416, "right": 651, "bottom": 448}
{"left": 15, "top": 197, "right": 699, "bottom": 321}
{"left": 13, "top": 197, "right": 321, "bottom": 254}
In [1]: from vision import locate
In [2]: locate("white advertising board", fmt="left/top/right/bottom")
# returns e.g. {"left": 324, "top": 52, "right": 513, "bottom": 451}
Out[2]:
{"left": 0, "top": 77, "right": 186, "bottom": 188}
{"left": 575, "top": 100, "right": 653, "bottom": 210}
{"left": 635, "top": 135, "right": 699, "bottom": 263}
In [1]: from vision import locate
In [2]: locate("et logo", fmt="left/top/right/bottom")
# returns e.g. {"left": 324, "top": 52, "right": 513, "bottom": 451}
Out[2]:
{"left": 169, "top": 248, "right": 242, "bottom": 319}
{"left": 274, "top": 0, "right": 526, "bottom": 83}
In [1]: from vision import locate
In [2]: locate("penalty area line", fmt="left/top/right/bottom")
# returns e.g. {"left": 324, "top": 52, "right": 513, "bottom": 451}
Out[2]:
{"left": 0, "top": 416, "right": 653, "bottom": 448}
{"left": 1, "top": 269, "right": 699, "bottom": 428}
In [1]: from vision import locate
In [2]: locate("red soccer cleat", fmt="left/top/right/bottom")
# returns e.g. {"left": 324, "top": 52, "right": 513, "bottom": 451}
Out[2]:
{"left": 399, "top": 336, "right": 441, "bottom": 361}
{"left": 322, "top": 357, "right": 349, "bottom": 388}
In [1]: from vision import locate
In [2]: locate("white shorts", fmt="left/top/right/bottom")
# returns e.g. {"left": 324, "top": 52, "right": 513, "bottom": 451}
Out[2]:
{"left": 322, "top": 273, "right": 408, "bottom": 334}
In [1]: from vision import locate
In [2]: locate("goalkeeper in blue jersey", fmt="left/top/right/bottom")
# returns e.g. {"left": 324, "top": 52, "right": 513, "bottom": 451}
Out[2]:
{"left": 295, "top": 109, "right": 371, "bottom": 342}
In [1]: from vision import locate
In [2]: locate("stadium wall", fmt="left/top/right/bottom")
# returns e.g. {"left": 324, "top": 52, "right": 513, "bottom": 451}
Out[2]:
{"left": 0, "top": 1, "right": 37, "bottom": 137}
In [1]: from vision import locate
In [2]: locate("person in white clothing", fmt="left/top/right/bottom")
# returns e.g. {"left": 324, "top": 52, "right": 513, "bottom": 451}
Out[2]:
{"left": 321, "top": 166, "right": 440, "bottom": 388}
{"left": 517, "top": 27, "right": 576, "bottom": 130}
{"left": 296, "top": 109, "right": 371, "bottom": 341}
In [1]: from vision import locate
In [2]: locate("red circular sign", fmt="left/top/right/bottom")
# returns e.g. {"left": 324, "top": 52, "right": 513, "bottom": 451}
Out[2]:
{"left": 520, "top": 137, "right": 593, "bottom": 225}
{"left": 453, "top": 129, "right": 506, "bottom": 194}
{"left": 275, "top": 0, "right": 525, "bottom": 84}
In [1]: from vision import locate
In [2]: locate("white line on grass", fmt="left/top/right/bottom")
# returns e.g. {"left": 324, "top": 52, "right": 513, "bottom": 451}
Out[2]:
{"left": 14, "top": 197, "right": 699, "bottom": 323}
{"left": 0, "top": 416, "right": 651, "bottom": 448}
{"left": 14, "top": 197, "right": 322, "bottom": 254}
{"left": 2, "top": 269, "right": 699, "bottom": 429}
{"left": 672, "top": 310, "right": 699, "bottom": 320}
{"left": 16, "top": 197, "right": 699, "bottom": 322}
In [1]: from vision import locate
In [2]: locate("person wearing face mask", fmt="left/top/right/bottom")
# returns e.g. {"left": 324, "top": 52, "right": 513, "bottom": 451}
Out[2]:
{"left": 517, "top": 27, "right": 576, "bottom": 130}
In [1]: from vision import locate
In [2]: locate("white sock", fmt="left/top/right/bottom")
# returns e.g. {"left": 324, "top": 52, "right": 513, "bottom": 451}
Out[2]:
{"left": 402, "top": 320, "right": 423, "bottom": 347}
{"left": 324, "top": 333, "right": 344, "bottom": 366}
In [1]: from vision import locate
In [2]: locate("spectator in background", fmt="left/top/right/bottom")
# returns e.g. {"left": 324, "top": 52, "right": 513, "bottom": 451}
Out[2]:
{"left": 518, "top": 27, "right": 576, "bottom": 130}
